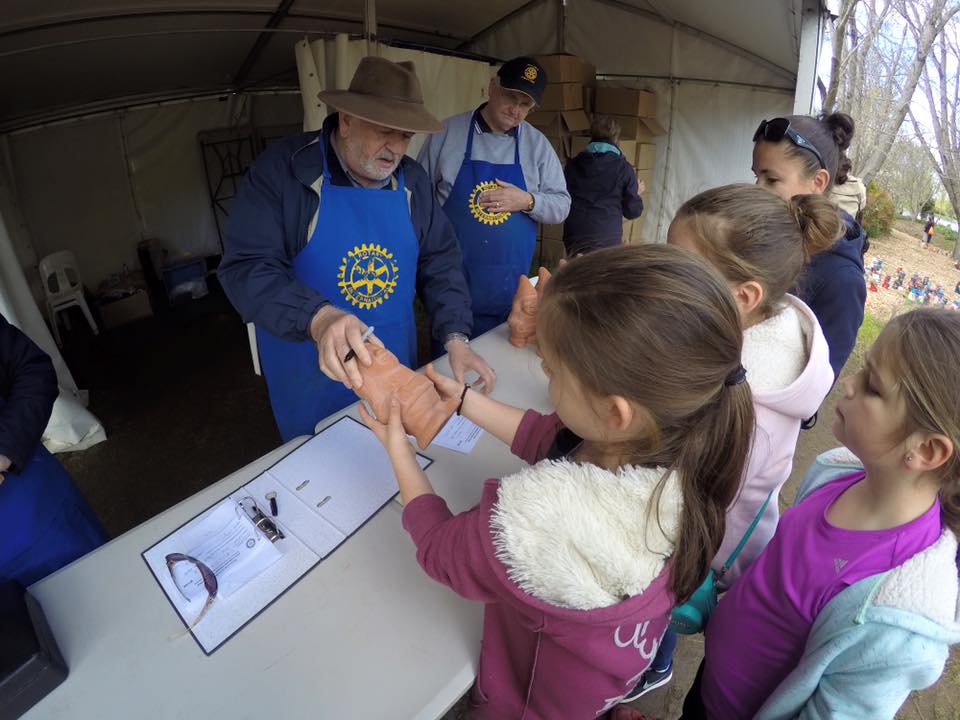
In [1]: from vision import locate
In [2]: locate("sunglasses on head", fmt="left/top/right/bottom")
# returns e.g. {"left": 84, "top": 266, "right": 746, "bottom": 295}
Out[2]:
{"left": 753, "top": 118, "right": 826, "bottom": 170}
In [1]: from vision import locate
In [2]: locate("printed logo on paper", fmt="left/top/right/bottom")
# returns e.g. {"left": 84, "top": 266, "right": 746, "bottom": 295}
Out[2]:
{"left": 523, "top": 65, "right": 539, "bottom": 82}
{"left": 469, "top": 181, "right": 511, "bottom": 226}
{"left": 337, "top": 243, "right": 399, "bottom": 309}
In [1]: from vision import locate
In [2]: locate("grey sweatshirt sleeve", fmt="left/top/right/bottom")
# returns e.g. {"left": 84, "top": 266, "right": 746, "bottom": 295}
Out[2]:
{"left": 522, "top": 125, "right": 571, "bottom": 225}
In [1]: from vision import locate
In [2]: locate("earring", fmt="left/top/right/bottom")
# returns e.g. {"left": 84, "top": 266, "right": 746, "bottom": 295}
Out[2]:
{"left": 906, "top": 454, "right": 914, "bottom": 463}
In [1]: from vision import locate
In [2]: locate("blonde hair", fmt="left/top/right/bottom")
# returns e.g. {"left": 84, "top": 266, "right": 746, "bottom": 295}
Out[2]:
{"left": 538, "top": 244, "right": 755, "bottom": 602}
{"left": 674, "top": 184, "right": 842, "bottom": 318}
{"left": 878, "top": 308, "right": 960, "bottom": 534}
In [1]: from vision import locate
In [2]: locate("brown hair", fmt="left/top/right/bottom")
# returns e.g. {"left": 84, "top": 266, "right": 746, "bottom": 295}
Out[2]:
{"left": 674, "top": 184, "right": 842, "bottom": 319}
{"left": 590, "top": 114, "right": 622, "bottom": 144}
{"left": 759, "top": 112, "right": 855, "bottom": 190}
{"left": 876, "top": 308, "right": 960, "bottom": 534}
{"left": 537, "top": 244, "right": 755, "bottom": 603}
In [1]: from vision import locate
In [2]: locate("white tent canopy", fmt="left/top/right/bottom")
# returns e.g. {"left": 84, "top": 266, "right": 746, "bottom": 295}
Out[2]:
{"left": 0, "top": 0, "right": 827, "bottom": 450}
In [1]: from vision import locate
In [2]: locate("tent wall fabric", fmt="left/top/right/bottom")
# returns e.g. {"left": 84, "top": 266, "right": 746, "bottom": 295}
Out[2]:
{"left": 296, "top": 37, "right": 493, "bottom": 159}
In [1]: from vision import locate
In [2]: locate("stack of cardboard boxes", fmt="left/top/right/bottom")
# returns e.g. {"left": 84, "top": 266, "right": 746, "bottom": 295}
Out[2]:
{"left": 525, "top": 55, "right": 665, "bottom": 265}
{"left": 594, "top": 85, "right": 664, "bottom": 244}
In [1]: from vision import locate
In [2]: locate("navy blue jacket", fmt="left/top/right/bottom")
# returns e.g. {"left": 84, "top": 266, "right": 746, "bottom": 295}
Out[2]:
{"left": 796, "top": 210, "right": 866, "bottom": 379}
{"left": 562, "top": 144, "right": 643, "bottom": 255}
{"left": 219, "top": 115, "right": 473, "bottom": 344}
{"left": 0, "top": 314, "right": 58, "bottom": 473}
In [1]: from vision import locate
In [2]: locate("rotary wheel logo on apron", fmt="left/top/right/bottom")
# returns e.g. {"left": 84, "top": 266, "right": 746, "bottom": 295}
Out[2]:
{"left": 469, "top": 181, "right": 511, "bottom": 226}
{"left": 337, "top": 243, "right": 399, "bottom": 309}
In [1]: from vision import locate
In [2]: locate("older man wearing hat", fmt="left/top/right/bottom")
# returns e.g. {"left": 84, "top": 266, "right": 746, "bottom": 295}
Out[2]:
{"left": 219, "top": 57, "right": 494, "bottom": 441}
{"left": 418, "top": 56, "right": 571, "bottom": 335}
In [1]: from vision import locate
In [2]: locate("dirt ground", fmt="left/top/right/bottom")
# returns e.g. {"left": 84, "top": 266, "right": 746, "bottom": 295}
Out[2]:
{"left": 442, "top": 223, "right": 960, "bottom": 720}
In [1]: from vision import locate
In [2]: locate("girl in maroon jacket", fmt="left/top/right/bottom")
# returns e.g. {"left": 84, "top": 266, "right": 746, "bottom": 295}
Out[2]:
{"left": 360, "top": 245, "right": 754, "bottom": 719}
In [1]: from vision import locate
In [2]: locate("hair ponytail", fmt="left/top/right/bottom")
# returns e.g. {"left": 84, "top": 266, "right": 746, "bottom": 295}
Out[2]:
{"left": 538, "top": 244, "right": 755, "bottom": 602}
{"left": 789, "top": 193, "right": 843, "bottom": 260}
{"left": 674, "top": 184, "right": 841, "bottom": 320}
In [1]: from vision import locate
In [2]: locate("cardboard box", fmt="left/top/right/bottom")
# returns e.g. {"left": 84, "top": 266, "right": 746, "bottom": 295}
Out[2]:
{"left": 636, "top": 168, "right": 654, "bottom": 195}
{"left": 540, "top": 82, "right": 583, "bottom": 111}
{"left": 621, "top": 215, "right": 646, "bottom": 244}
{"left": 545, "top": 135, "right": 567, "bottom": 160}
{"left": 596, "top": 87, "right": 657, "bottom": 118}
{"left": 581, "top": 62, "right": 597, "bottom": 87}
{"left": 534, "top": 54, "right": 586, "bottom": 83}
{"left": 569, "top": 134, "right": 591, "bottom": 156}
{"left": 612, "top": 115, "right": 666, "bottom": 142}
{"left": 528, "top": 109, "right": 591, "bottom": 135}
{"left": 634, "top": 143, "right": 657, "bottom": 170}
{"left": 582, "top": 85, "right": 595, "bottom": 113}
{"left": 98, "top": 289, "right": 153, "bottom": 329}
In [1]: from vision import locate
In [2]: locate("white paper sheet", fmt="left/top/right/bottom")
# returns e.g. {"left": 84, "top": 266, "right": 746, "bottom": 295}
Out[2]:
{"left": 431, "top": 415, "right": 484, "bottom": 454}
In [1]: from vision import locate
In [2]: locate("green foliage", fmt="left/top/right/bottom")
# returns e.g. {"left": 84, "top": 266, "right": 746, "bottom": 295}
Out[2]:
{"left": 862, "top": 181, "right": 895, "bottom": 237}
{"left": 852, "top": 312, "right": 884, "bottom": 364}
{"left": 921, "top": 198, "right": 936, "bottom": 215}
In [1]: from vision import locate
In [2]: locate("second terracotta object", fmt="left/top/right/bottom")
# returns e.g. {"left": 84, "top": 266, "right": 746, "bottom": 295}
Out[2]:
{"left": 354, "top": 346, "right": 458, "bottom": 449}
{"left": 507, "top": 266, "right": 556, "bottom": 347}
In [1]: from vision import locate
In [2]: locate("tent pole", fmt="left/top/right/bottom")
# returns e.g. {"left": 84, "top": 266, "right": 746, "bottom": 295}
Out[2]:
{"left": 364, "top": 0, "right": 378, "bottom": 55}
{"left": 793, "top": 0, "right": 825, "bottom": 113}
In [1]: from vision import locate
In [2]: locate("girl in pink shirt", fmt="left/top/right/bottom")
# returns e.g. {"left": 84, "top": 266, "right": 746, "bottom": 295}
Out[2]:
{"left": 359, "top": 244, "right": 755, "bottom": 719}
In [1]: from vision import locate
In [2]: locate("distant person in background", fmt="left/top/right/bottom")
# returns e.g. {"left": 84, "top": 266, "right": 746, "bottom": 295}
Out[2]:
{"left": 562, "top": 115, "right": 645, "bottom": 256}
{"left": 827, "top": 157, "right": 866, "bottom": 223}
{"left": 0, "top": 313, "right": 106, "bottom": 586}
{"left": 923, "top": 215, "right": 936, "bottom": 248}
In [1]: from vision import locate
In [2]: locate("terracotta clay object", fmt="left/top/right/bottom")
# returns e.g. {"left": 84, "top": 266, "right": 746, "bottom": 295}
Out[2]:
{"left": 507, "top": 275, "right": 539, "bottom": 347}
{"left": 507, "top": 265, "right": 562, "bottom": 348}
{"left": 354, "top": 346, "right": 458, "bottom": 449}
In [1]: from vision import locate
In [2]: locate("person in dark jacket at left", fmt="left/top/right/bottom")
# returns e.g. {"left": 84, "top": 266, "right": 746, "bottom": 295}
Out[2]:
{"left": 0, "top": 313, "right": 105, "bottom": 586}
{"left": 562, "top": 115, "right": 644, "bottom": 256}
{"left": 219, "top": 57, "right": 495, "bottom": 441}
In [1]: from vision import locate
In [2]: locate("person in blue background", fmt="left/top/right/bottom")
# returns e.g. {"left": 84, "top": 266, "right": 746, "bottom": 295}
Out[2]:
{"left": 418, "top": 57, "right": 571, "bottom": 336}
{"left": 562, "top": 114, "right": 644, "bottom": 256}
{"left": 0, "top": 312, "right": 105, "bottom": 586}
{"left": 220, "top": 57, "right": 496, "bottom": 441}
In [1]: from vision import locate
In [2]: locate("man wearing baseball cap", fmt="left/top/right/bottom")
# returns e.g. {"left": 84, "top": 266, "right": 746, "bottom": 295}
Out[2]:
{"left": 220, "top": 56, "right": 495, "bottom": 441}
{"left": 418, "top": 57, "right": 571, "bottom": 335}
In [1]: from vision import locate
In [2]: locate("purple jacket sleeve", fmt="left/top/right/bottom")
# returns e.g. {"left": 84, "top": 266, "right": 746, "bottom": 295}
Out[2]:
{"left": 0, "top": 315, "right": 58, "bottom": 472}
{"left": 401, "top": 493, "right": 502, "bottom": 603}
{"left": 509, "top": 410, "right": 565, "bottom": 465}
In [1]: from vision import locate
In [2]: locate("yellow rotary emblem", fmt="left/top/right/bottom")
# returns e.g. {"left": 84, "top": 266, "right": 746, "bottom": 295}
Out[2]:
{"left": 469, "top": 181, "right": 511, "bottom": 226}
{"left": 523, "top": 65, "right": 538, "bottom": 82}
{"left": 337, "top": 243, "right": 399, "bottom": 310}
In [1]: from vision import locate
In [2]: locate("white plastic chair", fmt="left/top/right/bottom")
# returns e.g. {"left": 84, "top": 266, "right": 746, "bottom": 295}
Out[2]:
{"left": 38, "top": 250, "right": 98, "bottom": 346}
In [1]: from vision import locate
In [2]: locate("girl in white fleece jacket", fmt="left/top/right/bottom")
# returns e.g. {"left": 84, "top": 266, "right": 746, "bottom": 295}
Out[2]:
{"left": 622, "top": 184, "right": 841, "bottom": 703}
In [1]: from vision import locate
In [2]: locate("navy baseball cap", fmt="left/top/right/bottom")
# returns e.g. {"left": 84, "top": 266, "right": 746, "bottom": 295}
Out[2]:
{"left": 497, "top": 57, "right": 547, "bottom": 105}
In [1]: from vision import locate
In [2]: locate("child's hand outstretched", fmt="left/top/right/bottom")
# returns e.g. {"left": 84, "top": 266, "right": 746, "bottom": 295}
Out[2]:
{"left": 359, "top": 395, "right": 435, "bottom": 503}
{"left": 358, "top": 395, "right": 414, "bottom": 459}
{"left": 425, "top": 363, "right": 465, "bottom": 400}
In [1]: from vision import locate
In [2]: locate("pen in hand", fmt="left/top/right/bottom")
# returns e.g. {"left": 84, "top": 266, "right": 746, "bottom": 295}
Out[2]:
{"left": 343, "top": 326, "right": 375, "bottom": 364}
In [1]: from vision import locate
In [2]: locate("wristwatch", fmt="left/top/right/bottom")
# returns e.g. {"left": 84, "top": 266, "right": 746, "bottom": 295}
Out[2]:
{"left": 444, "top": 332, "right": 470, "bottom": 346}
{"left": 525, "top": 193, "right": 536, "bottom": 212}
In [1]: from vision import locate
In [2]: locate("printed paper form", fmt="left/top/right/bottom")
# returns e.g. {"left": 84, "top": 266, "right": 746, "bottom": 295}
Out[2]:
{"left": 432, "top": 414, "right": 484, "bottom": 454}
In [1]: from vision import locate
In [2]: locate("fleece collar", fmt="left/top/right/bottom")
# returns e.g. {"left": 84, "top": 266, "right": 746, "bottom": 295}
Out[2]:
{"left": 490, "top": 460, "right": 682, "bottom": 611}
{"left": 742, "top": 299, "right": 810, "bottom": 393}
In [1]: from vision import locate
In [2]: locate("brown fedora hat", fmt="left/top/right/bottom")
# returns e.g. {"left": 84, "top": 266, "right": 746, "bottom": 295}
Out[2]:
{"left": 318, "top": 56, "right": 443, "bottom": 134}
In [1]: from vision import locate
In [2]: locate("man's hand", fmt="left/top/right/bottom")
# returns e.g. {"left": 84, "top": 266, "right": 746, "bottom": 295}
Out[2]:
{"left": 310, "top": 306, "right": 383, "bottom": 390}
{"left": 445, "top": 340, "right": 496, "bottom": 393}
{"left": 0, "top": 454, "right": 10, "bottom": 485}
{"left": 478, "top": 179, "right": 533, "bottom": 213}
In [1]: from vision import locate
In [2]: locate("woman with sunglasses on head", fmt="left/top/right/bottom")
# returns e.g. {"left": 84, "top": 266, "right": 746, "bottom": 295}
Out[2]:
{"left": 752, "top": 113, "right": 867, "bottom": 380}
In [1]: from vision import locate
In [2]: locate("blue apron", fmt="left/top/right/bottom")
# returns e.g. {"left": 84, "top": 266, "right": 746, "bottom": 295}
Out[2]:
{"left": 0, "top": 431, "right": 106, "bottom": 587}
{"left": 442, "top": 111, "right": 538, "bottom": 336}
{"left": 256, "top": 138, "right": 418, "bottom": 441}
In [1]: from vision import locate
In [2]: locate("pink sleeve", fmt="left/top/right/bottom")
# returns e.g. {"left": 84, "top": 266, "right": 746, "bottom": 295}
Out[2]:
{"left": 401, "top": 494, "right": 503, "bottom": 603}
{"left": 509, "top": 409, "right": 565, "bottom": 464}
